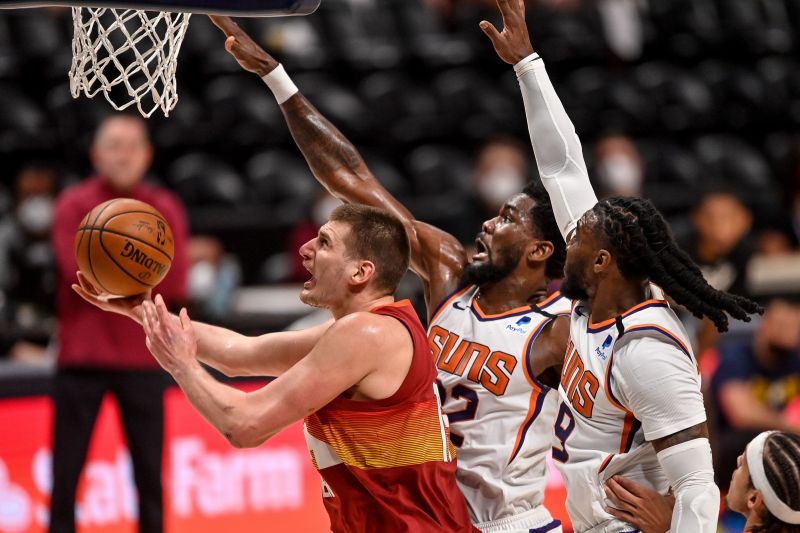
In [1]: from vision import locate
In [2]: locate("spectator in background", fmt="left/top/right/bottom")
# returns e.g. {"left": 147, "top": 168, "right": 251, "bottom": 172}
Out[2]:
{"left": 188, "top": 235, "right": 241, "bottom": 320}
{"left": 460, "top": 136, "right": 529, "bottom": 244}
{"left": 285, "top": 190, "right": 341, "bottom": 282}
{"left": 594, "top": 134, "right": 644, "bottom": 198}
{"left": 50, "top": 114, "right": 190, "bottom": 533}
{"left": 0, "top": 164, "right": 58, "bottom": 364}
{"left": 679, "top": 190, "right": 755, "bottom": 354}
{"left": 711, "top": 298, "right": 800, "bottom": 490}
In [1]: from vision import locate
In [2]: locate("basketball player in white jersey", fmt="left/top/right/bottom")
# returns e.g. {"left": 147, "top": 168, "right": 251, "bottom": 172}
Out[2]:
{"left": 480, "top": 1, "right": 763, "bottom": 532}
{"left": 211, "top": 15, "right": 569, "bottom": 532}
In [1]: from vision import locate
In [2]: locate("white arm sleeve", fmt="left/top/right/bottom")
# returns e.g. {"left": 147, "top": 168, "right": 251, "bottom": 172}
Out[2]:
{"left": 657, "top": 439, "right": 720, "bottom": 533}
{"left": 515, "top": 53, "right": 598, "bottom": 240}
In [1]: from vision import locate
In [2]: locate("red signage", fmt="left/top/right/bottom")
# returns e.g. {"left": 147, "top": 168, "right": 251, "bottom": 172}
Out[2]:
{"left": 0, "top": 389, "right": 571, "bottom": 532}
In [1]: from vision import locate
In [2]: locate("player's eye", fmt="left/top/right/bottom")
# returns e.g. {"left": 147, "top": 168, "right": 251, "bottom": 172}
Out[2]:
{"left": 503, "top": 215, "right": 512, "bottom": 223}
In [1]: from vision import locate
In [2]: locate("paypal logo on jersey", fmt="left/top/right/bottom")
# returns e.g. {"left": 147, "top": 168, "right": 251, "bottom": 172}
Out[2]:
{"left": 505, "top": 315, "right": 532, "bottom": 335}
{"left": 594, "top": 335, "right": 613, "bottom": 360}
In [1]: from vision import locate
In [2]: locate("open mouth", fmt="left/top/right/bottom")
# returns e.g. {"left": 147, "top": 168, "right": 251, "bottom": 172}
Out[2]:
{"left": 473, "top": 238, "right": 489, "bottom": 262}
{"left": 303, "top": 263, "right": 316, "bottom": 289}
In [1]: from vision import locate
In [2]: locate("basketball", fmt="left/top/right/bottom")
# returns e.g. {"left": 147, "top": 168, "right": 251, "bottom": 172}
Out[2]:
{"left": 74, "top": 198, "right": 174, "bottom": 297}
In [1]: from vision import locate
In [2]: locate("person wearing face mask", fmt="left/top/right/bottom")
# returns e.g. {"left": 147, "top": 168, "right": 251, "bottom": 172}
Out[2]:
{"left": 708, "top": 299, "right": 800, "bottom": 494}
{"left": 0, "top": 165, "right": 58, "bottom": 363}
{"left": 49, "top": 114, "right": 190, "bottom": 533}
{"left": 594, "top": 134, "right": 644, "bottom": 198}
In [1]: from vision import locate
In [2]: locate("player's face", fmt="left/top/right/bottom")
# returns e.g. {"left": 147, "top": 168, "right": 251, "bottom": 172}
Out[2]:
{"left": 725, "top": 452, "right": 751, "bottom": 514}
{"left": 463, "top": 194, "right": 534, "bottom": 286}
{"left": 91, "top": 117, "right": 153, "bottom": 192}
{"left": 560, "top": 213, "right": 598, "bottom": 301}
{"left": 298, "top": 221, "right": 352, "bottom": 308}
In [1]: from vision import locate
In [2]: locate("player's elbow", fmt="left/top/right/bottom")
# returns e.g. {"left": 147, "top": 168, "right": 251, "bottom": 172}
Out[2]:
{"left": 224, "top": 423, "right": 267, "bottom": 449}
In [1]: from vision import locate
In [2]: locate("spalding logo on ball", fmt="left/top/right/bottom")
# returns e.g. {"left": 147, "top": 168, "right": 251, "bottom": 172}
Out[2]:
{"left": 74, "top": 198, "right": 174, "bottom": 297}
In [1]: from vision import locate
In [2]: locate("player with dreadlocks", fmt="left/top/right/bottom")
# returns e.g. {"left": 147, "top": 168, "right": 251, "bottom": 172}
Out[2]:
{"left": 604, "top": 431, "right": 800, "bottom": 533}
{"left": 481, "top": 0, "right": 762, "bottom": 531}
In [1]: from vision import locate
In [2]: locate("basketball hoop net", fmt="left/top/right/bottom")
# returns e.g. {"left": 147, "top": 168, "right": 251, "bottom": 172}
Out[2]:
{"left": 69, "top": 7, "right": 191, "bottom": 117}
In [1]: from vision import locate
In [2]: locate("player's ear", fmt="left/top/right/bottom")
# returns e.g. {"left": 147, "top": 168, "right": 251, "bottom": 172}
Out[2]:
{"left": 527, "top": 240, "right": 554, "bottom": 263}
{"left": 351, "top": 260, "right": 376, "bottom": 286}
{"left": 594, "top": 249, "right": 613, "bottom": 273}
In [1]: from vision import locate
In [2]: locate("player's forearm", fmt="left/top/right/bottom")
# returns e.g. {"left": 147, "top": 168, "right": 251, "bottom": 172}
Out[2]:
{"left": 656, "top": 438, "right": 719, "bottom": 532}
{"left": 170, "top": 361, "right": 280, "bottom": 448}
{"left": 279, "top": 94, "right": 416, "bottom": 221}
{"left": 516, "top": 54, "right": 598, "bottom": 240}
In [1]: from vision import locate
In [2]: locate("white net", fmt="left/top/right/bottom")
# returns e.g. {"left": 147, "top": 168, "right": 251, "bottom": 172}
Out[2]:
{"left": 69, "top": 8, "right": 192, "bottom": 118}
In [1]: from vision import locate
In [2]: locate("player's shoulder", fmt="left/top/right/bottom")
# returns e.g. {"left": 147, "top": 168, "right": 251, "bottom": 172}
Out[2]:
{"left": 540, "top": 290, "right": 572, "bottom": 316}
{"left": 327, "top": 311, "right": 405, "bottom": 346}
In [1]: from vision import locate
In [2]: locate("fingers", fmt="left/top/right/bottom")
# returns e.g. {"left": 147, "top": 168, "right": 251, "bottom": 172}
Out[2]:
{"left": 604, "top": 504, "right": 637, "bottom": 525}
{"left": 154, "top": 294, "right": 171, "bottom": 324}
{"left": 225, "top": 35, "right": 237, "bottom": 53}
{"left": 208, "top": 15, "right": 238, "bottom": 35}
{"left": 479, "top": 20, "right": 502, "bottom": 44}
{"left": 76, "top": 271, "right": 99, "bottom": 296}
{"left": 612, "top": 474, "right": 648, "bottom": 496}
{"left": 606, "top": 477, "right": 639, "bottom": 507}
{"left": 71, "top": 284, "right": 98, "bottom": 304}
{"left": 179, "top": 307, "right": 192, "bottom": 332}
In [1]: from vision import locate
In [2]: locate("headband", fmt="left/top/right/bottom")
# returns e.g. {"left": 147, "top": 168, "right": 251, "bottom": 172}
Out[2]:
{"left": 746, "top": 431, "right": 800, "bottom": 524}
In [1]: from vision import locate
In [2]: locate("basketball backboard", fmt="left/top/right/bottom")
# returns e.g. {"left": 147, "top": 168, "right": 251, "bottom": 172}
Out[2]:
{"left": 0, "top": 0, "right": 320, "bottom": 16}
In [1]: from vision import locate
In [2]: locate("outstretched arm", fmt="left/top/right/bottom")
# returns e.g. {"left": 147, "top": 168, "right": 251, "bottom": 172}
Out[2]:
{"left": 141, "top": 297, "right": 392, "bottom": 448}
{"left": 481, "top": 0, "right": 597, "bottom": 241}
{"left": 72, "top": 275, "right": 330, "bottom": 376}
{"left": 209, "top": 16, "right": 467, "bottom": 316}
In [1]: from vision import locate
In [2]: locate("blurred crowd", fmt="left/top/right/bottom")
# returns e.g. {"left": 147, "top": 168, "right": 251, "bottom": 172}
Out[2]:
{"left": 0, "top": 0, "right": 799, "bottom": 525}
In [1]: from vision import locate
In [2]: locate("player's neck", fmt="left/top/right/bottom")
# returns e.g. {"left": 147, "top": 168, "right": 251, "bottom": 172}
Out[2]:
{"left": 476, "top": 273, "right": 548, "bottom": 315}
{"left": 588, "top": 279, "right": 648, "bottom": 324}
{"left": 329, "top": 293, "right": 396, "bottom": 320}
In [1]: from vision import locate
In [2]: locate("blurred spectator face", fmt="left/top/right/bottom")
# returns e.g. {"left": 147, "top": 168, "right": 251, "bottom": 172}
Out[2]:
{"left": 15, "top": 166, "right": 57, "bottom": 237}
{"left": 755, "top": 300, "right": 800, "bottom": 368}
{"left": 91, "top": 115, "right": 153, "bottom": 192}
{"left": 474, "top": 140, "right": 527, "bottom": 213}
{"left": 756, "top": 229, "right": 794, "bottom": 256}
{"left": 692, "top": 193, "right": 753, "bottom": 261}
{"left": 595, "top": 135, "right": 643, "bottom": 197}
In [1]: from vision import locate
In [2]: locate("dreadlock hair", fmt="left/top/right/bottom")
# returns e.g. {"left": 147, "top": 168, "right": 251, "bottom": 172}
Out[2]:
{"left": 590, "top": 196, "right": 763, "bottom": 332}
{"left": 522, "top": 180, "right": 566, "bottom": 280}
{"left": 749, "top": 432, "right": 800, "bottom": 533}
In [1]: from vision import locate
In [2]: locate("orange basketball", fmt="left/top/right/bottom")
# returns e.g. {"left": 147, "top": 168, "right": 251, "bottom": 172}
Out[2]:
{"left": 74, "top": 198, "right": 175, "bottom": 297}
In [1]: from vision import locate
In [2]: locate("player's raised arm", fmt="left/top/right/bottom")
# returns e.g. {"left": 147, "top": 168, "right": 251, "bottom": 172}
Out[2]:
{"left": 209, "top": 16, "right": 467, "bottom": 314}
{"left": 72, "top": 276, "right": 330, "bottom": 376}
{"left": 481, "top": 0, "right": 597, "bottom": 241}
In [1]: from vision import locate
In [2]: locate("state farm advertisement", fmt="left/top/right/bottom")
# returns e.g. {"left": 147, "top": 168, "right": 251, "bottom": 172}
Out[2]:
{"left": 0, "top": 387, "right": 330, "bottom": 533}
{"left": 0, "top": 388, "right": 571, "bottom": 533}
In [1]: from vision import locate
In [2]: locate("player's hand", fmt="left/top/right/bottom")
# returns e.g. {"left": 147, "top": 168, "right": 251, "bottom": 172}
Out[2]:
{"left": 71, "top": 271, "right": 150, "bottom": 325}
{"left": 604, "top": 475, "right": 673, "bottom": 533}
{"left": 209, "top": 15, "right": 278, "bottom": 76}
{"left": 480, "top": 0, "right": 535, "bottom": 65}
{"left": 141, "top": 294, "right": 198, "bottom": 375}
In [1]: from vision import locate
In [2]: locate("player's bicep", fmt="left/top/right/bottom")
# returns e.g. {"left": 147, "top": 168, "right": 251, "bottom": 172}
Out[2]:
{"left": 613, "top": 338, "right": 707, "bottom": 441}
{"left": 410, "top": 221, "right": 466, "bottom": 310}
{"left": 245, "top": 318, "right": 378, "bottom": 436}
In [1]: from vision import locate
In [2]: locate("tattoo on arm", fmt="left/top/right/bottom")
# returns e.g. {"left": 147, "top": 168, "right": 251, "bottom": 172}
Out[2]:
{"left": 651, "top": 422, "right": 709, "bottom": 454}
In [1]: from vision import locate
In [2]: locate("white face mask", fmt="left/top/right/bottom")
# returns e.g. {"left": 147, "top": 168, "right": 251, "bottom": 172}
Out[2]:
{"left": 16, "top": 196, "right": 54, "bottom": 235}
{"left": 189, "top": 261, "right": 217, "bottom": 301}
{"left": 312, "top": 195, "right": 342, "bottom": 226}
{"left": 477, "top": 169, "right": 525, "bottom": 209}
{"left": 597, "top": 155, "right": 642, "bottom": 194}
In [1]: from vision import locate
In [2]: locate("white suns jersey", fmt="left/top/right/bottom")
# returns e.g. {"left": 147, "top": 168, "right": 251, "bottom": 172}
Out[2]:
{"left": 428, "top": 285, "right": 571, "bottom": 528}
{"left": 554, "top": 285, "right": 707, "bottom": 533}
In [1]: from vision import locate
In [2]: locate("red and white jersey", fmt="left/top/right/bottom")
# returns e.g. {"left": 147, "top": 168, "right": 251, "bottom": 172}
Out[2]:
{"left": 429, "top": 285, "right": 571, "bottom": 530}
{"left": 304, "top": 300, "right": 477, "bottom": 533}
{"left": 554, "top": 286, "right": 707, "bottom": 533}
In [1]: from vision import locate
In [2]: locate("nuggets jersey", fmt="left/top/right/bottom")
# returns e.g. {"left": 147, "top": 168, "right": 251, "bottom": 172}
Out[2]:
{"left": 429, "top": 285, "right": 571, "bottom": 531}
{"left": 554, "top": 286, "right": 707, "bottom": 533}
{"left": 304, "top": 300, "right": 478, "bottom": 533}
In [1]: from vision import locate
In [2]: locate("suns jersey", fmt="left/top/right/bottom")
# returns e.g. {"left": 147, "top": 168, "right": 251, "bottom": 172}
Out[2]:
{"left": 554, "top": 286, "right": 707, "bottom": 533}
{"left": 428, "top": 285, "right": 571, "bottom": 529}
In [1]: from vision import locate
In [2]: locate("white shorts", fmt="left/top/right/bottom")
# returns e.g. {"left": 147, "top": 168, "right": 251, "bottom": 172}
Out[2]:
{"left": 476, "top": 506, "right": 563, "bottom": 533}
